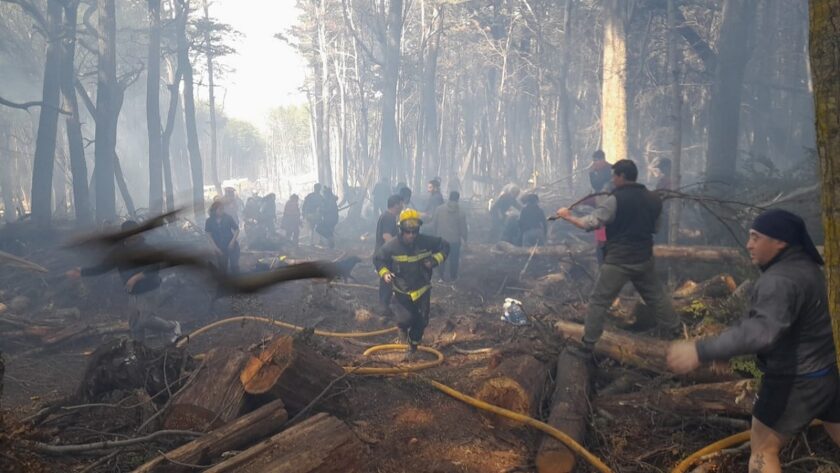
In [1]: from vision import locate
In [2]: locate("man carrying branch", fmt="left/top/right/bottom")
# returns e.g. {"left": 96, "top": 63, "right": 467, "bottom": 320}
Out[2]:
{"left": 667, "top": 209, "right": 840, "bottom": 473}
{"left": 554, "top": 159, "right": 679, "bottom": 356}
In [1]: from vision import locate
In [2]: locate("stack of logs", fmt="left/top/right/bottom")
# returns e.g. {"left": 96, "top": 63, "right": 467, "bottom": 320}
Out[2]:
{"left": 132, "top": 335, "right": 366, "bottom": 473}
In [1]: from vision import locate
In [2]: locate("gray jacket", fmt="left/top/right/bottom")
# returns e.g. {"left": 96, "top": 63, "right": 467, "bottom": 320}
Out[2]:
{"left": 430, "top": 201, "right": 468, "bottom": 245}
{"left": 696, "top": 247, "right": 836, "bottom": 376}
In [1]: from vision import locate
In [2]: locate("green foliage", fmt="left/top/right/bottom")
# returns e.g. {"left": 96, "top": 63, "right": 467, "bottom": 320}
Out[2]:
{"left": 730, "top": 355, "right": 763, "bottom": 380}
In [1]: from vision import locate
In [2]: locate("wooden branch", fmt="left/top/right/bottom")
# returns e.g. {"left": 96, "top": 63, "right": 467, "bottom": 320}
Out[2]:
{"left": 23, "top": 430, "right": 201, "bottom": 455}
{"left": 554, "top": 320, "right": 736, "bottom": 383}
{"left": 0, "top": 95, "right": 70, "bottom": 115}
{"left": 596, "top": 380, "right": 756, "bottom": 417}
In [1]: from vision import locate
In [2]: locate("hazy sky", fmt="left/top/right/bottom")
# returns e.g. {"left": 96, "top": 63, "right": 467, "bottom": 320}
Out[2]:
{"left": 208, "top": 0, "right": 307, "bottom": 130}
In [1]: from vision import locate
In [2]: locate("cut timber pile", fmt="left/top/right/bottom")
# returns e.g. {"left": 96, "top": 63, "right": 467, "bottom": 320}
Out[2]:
{"left": 240, "top": 335, "right": 344, "bottom": 413}
{"left": 555, "top": 321, "right": 736, "bottom": 382}
{"left": 536, "top": 349, "right": 591, "bottom": 473}
{"left": 164, "top": 347, "right": 251, "bottom": 431}
{"left": 596, "top": 380, "right": 756, "bottom": 417}
{"left": 203, "top": 412, "right": 365, "bottom": 473}
{"left": 132, "top": 399, "right": 288, "bottom": 473}
{"left": 475, "top": 353, "right": 549, "bottom": 428}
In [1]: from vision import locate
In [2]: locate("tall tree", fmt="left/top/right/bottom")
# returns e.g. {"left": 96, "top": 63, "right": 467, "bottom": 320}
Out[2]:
{"left": 666, "top": 0, "right": 683, "bottom": 244}
{"left": 147, "top": 0, "right": 164, "bottom": 213}
{"left": 600, "top": 0, "right": 627, "bottom": 164}
{"left": 379, "top": 0, "right": 404, "bottom": 180}
{"left": 704, "top": 0, "right": 757, "bottom": 185}
{"left": 30, "top": 0, "right": 63, "bottom": 226}
{"left": 93, "top": 0, "right": 119, "bottom": 222}
{"left": 60, "top": 0, "right": 91, "bottom": 225}
{"left": 202, "top": 0, "right": 220, "bottom": 195}
{"left": 810, "top": 0, "right": 840, "bottom": 364}
{"left": 177, "top": 0, "right": 205, "bottom": 219}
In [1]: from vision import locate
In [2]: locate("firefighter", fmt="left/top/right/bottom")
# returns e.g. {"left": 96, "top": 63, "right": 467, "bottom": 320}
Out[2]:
{"left": 373, "top": 209, "right": 449, "bottom": 361}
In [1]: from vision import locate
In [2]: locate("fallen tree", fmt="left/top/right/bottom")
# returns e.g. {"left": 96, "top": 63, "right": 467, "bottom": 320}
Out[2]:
{"left": 493, "top": 241, "right": 748, "bottom": 264}
{"left": 596, "top": 380, "right": 756, "bottom": 417}
{"left": 554, "top": 321, "right": 736, "bottom": 382}
{"left": 133, "top": 398, "right": 288, "bottom": 473}
{"left": 536, "top": 349, "right": 591, "bottom": 473}
{"left": 673, "top": 274, "right": 738, "bottom": 299}
{"left": 202, "top": 412, "right": 365, "bottom": 473}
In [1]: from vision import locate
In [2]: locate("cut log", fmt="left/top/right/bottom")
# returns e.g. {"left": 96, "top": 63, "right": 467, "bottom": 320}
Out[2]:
{"left": 474, "top": 353, "right": 549, "bottom": 428}
{"left": 536, "top": 349, "right": 592, "bottom": 473}
{"left": 203, "top": 412, "right": 365, "bottom": 473}
{"left": 673, "top": 274, "right": 738, "bottom": 299}
{"left": 596, "top": 380, "right": 756, "bottom": 417}
{"left": 164, "top": 347, "right": 251, "bottom": 431}
{"left": 240, "top": 335, "right": 344, "bottom": 413}
{"left": 493, "top": 242, "right": 748, "bottom": 264}
{"left": 555, "top": 321, "right": 736, "bottom": 382}
{"left": 132, "top": 399, "right": 288, "bottom": 473}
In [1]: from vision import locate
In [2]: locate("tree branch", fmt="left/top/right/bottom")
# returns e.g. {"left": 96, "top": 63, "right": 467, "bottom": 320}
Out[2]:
{"left": 22, "top": 430, "right": 202, "bottom": 455}
{"left": 0, "top": 95, "right": 70, "bottom": 115}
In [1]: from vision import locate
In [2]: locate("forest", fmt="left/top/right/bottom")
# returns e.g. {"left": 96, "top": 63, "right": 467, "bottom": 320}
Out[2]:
{"left": 1, "top": 0, "right": 840, "bottom": 472}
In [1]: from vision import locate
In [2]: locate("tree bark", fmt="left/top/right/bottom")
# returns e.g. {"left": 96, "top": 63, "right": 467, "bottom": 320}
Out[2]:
{"left": 203, "top": 0, "right": 221, "bottom": 196}
{"left": 596, "top": 379, "right": 756, "bottom": 418}
{"left": 177, "top": 0, "right": 205, "bottom": 220}
{"left": 164, "top": 347, "right": 252, "bottom": 432}
{"left": 536, "top": 349, "right": 591, "bottom": 473}
{"left": 474, "top": 353, "right": 549, "bottom": 428}
{"left": 203, "top": 412, "right": 365, "bottom": 473}
{"left": 673, "top": 274, "right": 738, "bottom": 299}
{"left": 666, "top": 0, "right": 683, "bottom": 244}
{"left": 378, "top": 0, "right": 403, "bottom": 180}
{"left": 31, "top": 0, "right": 64, "bottom": 226}
{"left": 492, "top": 241, "right": 749, "bottom": 264}
{"left": 161, "top": 58, "right": 182, "bottom": 212}
{"left": 147, "top": 0, "right": 164, "bottom": 213}
{"left": 601, "top": 0, "right": 627, "bottom": 164}
{"left": 704, "top": 0, "right": 757, "bottom": 185}
{"left": 132, "top": 399, "right": 288, "bottom": 473}
{"left": 93, "top": 0, "right": 120, "bottom": 222}
{"left": 810, "top": 0, "right": 840, "bottom": 368}
{"left": 555, "top": 320, "right": 736, "bottom": 382}
{"left": 60, "top": 0, "right": 91, "bottom": 225}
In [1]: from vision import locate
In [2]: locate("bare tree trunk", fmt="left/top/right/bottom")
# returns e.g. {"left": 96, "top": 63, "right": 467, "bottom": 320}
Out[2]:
{"left": 177, "top": 0, "right": 205, "bottom": 220}
{"left": 601, "top": 0, "right": 627, "bottom": 164}
{"left": 147, "top": 0, "right": 164, "bottom": 213}
{"left": 314, "top": 0, "right": 332, "bottom": 188}
{"left": 810, "top": 0, "right": 840, "bottom": 367}
{"left": 94, "top": 0, "right": 119, "bottom": 222}
{"left": 161, "top": 58, "right": 182, "bottom": 212}
{"left": 60, "top": 0, "right": 91, "bottom": 225}
{"left": 667, "top": 0, "right": 683, "bottom": 244}
{"left": 203, "top": 0, "right": 221, "bottom": 196}
{"left": 557, "top": 0, "right": 575, "bottom": 187}
{"left": 1, "top": 124, "right": 16, "bottom": 222}
{"left": 31, "top": 0, "right": 63, "bottom": 226}
{"left": 704, "top": 0, "right": 757, "bottom": 184}
{"left": 378, "top": 0, "right": 403, "bottom": 180}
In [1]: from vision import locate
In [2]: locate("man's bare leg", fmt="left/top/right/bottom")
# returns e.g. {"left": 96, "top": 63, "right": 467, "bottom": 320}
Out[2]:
{"left": 749, "top": 417, "right": 787, "bottom": 473}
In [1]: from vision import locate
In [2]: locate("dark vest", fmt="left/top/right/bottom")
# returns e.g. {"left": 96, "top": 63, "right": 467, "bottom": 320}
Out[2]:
{"left": 604, "top": 183, "right": 661, "bottom": 264}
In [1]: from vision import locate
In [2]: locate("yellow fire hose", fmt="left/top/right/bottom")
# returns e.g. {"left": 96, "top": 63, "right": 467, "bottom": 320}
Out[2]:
{"left": 671, "top": 421, "right": 824, "bottom": 473}
{"left": 178, "top": 315, "right": 614, "bottom": 473}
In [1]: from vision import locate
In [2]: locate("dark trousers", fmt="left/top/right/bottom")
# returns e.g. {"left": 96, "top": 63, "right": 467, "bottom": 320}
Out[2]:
{"left": 585, "top": 258, "right": 679, "bottom": 344}
{"left": 379, "top": 278, "right": 393, "bottom": 308}
{"left": 393, "top": 291, "right": 431, "bottom": 345}
{"left": 216, "top": 243, "right": 240, "bottom": 275}
{"left": 438, "top": 242, "right": 461, "bottom": 281}
{"left": 129, "top": 293, "right": 175, "bottom": 341}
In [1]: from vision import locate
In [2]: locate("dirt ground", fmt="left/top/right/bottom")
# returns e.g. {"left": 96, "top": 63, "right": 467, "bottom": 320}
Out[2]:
{"left": 2, "top": 218, "right": 840, "bottom": 473}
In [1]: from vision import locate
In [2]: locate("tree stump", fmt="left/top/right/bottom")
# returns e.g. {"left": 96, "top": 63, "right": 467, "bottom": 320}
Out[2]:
{"left": 240, "top": 335, "right": 344, "bottom": 413}
{"left": 474, "top": 353, "right": 549, "bottom": 428}
{"left": 536, "top": 349, "right": 591, "bottom": 473}
{"left": 164, "top": 347, "right": 252, "bottom": 431}
{"left": 203, "top": 412, "right": 365, "bottom": 473}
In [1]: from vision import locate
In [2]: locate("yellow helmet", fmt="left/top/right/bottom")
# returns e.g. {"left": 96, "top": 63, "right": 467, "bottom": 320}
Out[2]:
{"left": 398, "top": 208, "right": 423, "bottom": 229}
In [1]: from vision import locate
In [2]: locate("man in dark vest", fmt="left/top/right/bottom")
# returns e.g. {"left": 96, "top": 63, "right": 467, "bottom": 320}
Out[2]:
{"left": 555, "top": 159, "right": 679, "bottom": 356}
